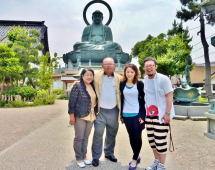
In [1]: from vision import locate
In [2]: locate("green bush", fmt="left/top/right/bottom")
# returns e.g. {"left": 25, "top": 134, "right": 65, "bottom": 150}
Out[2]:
{"left": 57, "top": 94, "right": 69, "bottom": 100}
{"left": 1, "top": 87, "right": 20, "bottom": 96}
{"left": 198, "top": 96, "right": 208, "bottom": 103}
{"left": 2, "top": 86, "right": 37, "bottom": 101}
{"left": 6, "top": 100, "right": 34, "bottom": 107}
{"left": 0, "top": 100, "right": 34, "bottom": 108}
{"left": 34, "top": 89, "right": 55, "bottom": 105}
{"left": 53, "top": 89, "right": 64, "bottom": 95}
{"left": 18, "top": 86, "right": 37, "bottom": 100}
{"left": 0, "top": 100, "right": 7, "bottom": 107}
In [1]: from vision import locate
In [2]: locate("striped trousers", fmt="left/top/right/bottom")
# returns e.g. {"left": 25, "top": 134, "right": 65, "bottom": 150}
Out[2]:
{"left": 145, "top": 116, "right": 169, "bottom": 154}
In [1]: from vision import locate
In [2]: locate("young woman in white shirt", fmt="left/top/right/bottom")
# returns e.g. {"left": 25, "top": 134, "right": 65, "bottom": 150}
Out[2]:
{"left": 120, "top": 64, "right": 146, "bottom": 170}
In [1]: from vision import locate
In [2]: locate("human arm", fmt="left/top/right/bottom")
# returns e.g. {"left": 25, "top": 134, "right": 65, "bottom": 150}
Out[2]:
{"left": 119, "top": 82, "right": 125, "bottom": 123}
{"left": 138, "top": 81, "right": 146, "bottom": 123}
{"left": 163, "top": 91, "right": 173, "bottom": 124}
{"left": 68, "top": 83, "right": 79, "bottom": 125}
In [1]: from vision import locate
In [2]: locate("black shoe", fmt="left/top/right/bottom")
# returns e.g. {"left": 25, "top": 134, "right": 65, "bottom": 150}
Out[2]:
{"left": 105, "top": 155, "right": 118, "bottom": 162}
{"left": 92, "top": 159, "right": 99, "bottom": 167}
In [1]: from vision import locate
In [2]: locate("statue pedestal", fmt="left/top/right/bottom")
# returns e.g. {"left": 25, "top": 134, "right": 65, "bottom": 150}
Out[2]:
{"left": 204, "top": 112, "right": 215, "bottom": 139}
{"left": 63, "top": 49, "right": 130, "bottom": 71}
{"left": 204, "top": 99, "right": 215, "bottom": 140}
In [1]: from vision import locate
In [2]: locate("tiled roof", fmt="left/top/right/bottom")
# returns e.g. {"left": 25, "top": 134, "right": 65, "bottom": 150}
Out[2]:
{"left": 0, "top": 25, "right": 46, "bottom": 41}
{"left": 0, "top": 20, "right": 49, "bottom": 53}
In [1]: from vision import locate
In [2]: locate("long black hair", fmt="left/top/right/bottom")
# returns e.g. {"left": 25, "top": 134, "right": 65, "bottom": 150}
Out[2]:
{"left": 80, "top": 68, "right": 94, "bottom": 85}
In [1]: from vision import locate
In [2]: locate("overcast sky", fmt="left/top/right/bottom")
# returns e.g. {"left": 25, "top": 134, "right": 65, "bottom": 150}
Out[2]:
{"left": 1, "top": 0, "right": 214, "bottom": 64}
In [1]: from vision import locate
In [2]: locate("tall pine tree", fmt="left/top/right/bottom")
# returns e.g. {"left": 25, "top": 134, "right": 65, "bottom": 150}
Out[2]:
{"left": 177, "top": 0, "right": 215, "bottom": 99}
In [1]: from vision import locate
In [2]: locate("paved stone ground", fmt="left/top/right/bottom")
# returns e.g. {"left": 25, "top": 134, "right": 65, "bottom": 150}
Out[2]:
{"left": 0, "top": 100, "right": 66, "bottom": 152}
{"left": 0, "top": 100, "right": 214, "bottom": 170}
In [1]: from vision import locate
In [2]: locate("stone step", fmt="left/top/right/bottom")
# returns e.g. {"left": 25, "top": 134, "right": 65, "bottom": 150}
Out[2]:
{"left": 173, "top": 115, "right": 188, "bottom": 120}
{"left": 189, "top": 116, "right": 207, "bottom": 121}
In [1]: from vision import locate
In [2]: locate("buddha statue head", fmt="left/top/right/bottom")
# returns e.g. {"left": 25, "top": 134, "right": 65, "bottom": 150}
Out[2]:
{"left": 92, "top": 10, "right": 103, "bottom": 25}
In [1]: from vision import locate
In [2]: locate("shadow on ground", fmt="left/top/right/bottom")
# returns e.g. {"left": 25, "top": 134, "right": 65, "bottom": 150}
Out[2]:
{"left": 65, "top": 160, "right": 146, "bottom": 170}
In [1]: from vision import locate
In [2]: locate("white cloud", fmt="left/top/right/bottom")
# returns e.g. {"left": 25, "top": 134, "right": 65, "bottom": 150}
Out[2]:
{"left": 0, "top": 0, "right": 214, "bottom": 64}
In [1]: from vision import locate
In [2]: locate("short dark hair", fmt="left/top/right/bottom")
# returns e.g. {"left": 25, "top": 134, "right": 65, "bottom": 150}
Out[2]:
{"left": 80, "top": 68, "right": 94, "bottom": 83}
{"left": 92, "top": 10, "right": 103, "bottom": 17}
{"left": 143, "top": 57, "right": 157, "bottom": 66}
{"left": 123, "top": 64, "right": 139, "bottom": 84}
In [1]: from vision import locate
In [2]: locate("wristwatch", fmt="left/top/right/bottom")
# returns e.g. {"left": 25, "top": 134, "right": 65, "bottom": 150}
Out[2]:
{"left": 166, "top": 112, "right": 171, "bottom": 116}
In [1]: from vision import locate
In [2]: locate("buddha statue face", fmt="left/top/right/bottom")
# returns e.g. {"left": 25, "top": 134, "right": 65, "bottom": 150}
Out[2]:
{"left": 92, "top": 10, "right": 103, "bottom": 25}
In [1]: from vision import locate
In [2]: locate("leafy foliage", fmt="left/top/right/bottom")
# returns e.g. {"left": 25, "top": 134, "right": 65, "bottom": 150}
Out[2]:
{"left": 0, "top": 44, "right": 23, "bottom": 89}
{"left": 7, "top": 27, "right": 43, "bottom": 84}
{"left": 37, "top": 52, "right": 60, "bottom": 90}
{"left": 34, "top": 90, "right": 56, "bottom": 105}
{"left": 53, "top": 89, "right": 65, "bottom": 95}
{"left": 132, "top": 33, "right": 191, "bottom": 76}
{"left": 176, "top": 0, "right": 215, "bottom": 99}
{"left": 132, "top": 19, "right": 193, "bottom": 76}
{"left": 2, "top": 86, "right": 37, "bottom": 100}
{"left": 0, "top": 27, "right": 61, "bottom": 107}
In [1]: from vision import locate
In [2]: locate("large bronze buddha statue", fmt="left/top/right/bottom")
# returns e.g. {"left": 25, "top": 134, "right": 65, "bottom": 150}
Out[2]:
{"left": 63, "top": 9, "right": 130, "bottom": 69}
{"left": 73, "top": 10, "right": 122, "bottom": 52}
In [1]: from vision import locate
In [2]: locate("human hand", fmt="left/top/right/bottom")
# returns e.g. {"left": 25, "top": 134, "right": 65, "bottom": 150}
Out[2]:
{"left": 162, "top": 114, "right": 170, "bottom": 124}
{"left": 73, "top": 80, "right": 80, "bottom": 85}
{"left": 69, "top": 114, "right": 76, "bottom": 125}
{"left": 120, "top": 117, "right": 124, "bottom": 124}
{"left": 139, "top": 118, "right": 144, "bottom": 124}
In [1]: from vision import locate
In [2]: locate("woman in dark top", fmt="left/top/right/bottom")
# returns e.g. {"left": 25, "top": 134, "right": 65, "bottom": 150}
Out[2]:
{"left": 120, "top": 64, "right": 146, "bottom": 170}
{"left": 68, "top": 68, "right": 97, "bottom": 168}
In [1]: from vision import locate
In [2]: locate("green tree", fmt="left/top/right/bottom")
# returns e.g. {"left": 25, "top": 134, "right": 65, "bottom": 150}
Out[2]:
{"left": 7, "top": 27, "right": 43, "bottom": 85}
{"left": 167, "top": 20, "right": 193, "bottom": 84}
{"left": 167, "top": 20, "right": 192, "bottom": 46}
{"left": 0, "top": 44, "right": 23, "bottom": 91}
{"left": 176, "top": 0, "right": 215, "bottom": 99}
{"left": 37, "top": 52, "right": 60, "bottom": 90}
{"left": 132, "top": 33, "right": 191, "bottom": 76}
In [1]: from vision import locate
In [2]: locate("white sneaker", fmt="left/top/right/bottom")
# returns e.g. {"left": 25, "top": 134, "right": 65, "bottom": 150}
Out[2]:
{"left": 146, "top": 159, "right": 159, "bottom": 170}
{"left": 84, "top": 159, "right": 91, "bottom": 165}
{"left": 77, "top": 161, "right": 86, "bottom": 168}
{"left": 157, "top": 163, "right": 166, "bottom": 170}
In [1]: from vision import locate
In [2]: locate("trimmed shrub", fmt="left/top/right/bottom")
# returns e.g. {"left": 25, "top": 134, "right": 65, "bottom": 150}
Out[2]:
{"left": 6, "top": 100, "right": 34, "bottom": 107}
{"left": 0, "top": 100, "right": 34, "bottom": 108}
{"left": 34, "top": 89, "right": 55, "bottom": 105}
{"left": 1, "top": 87, "right": 20, "bottom": 96}
{"left": 1, "top": 86, "right": 37, "bottom": 101}
{"left": 53, "top": 89, "right": 64, "bottom": 95}
{"left": 57, "top": 94, "right": 69, "bottom": 100}
{"left": 198, "top": 96, "right": 208, "bottom": 103}
{"left": 18, "top": 86, "right": 37, "bottom": 100}
{"left": 0, "top": 100, "right": 7, "bottom": 107}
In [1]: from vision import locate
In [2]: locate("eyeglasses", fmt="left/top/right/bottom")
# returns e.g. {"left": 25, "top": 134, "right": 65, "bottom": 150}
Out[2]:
{"left": 144, "top": 64, "right": 155, "bottom": 68}
{"left": 103, "top": 63, "right": 115, "bottom": 66}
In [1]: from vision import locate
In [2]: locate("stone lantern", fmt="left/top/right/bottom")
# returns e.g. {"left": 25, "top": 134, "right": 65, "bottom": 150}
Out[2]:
{"left": 204, "top": 100, "right": 215, "bottom": 139}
